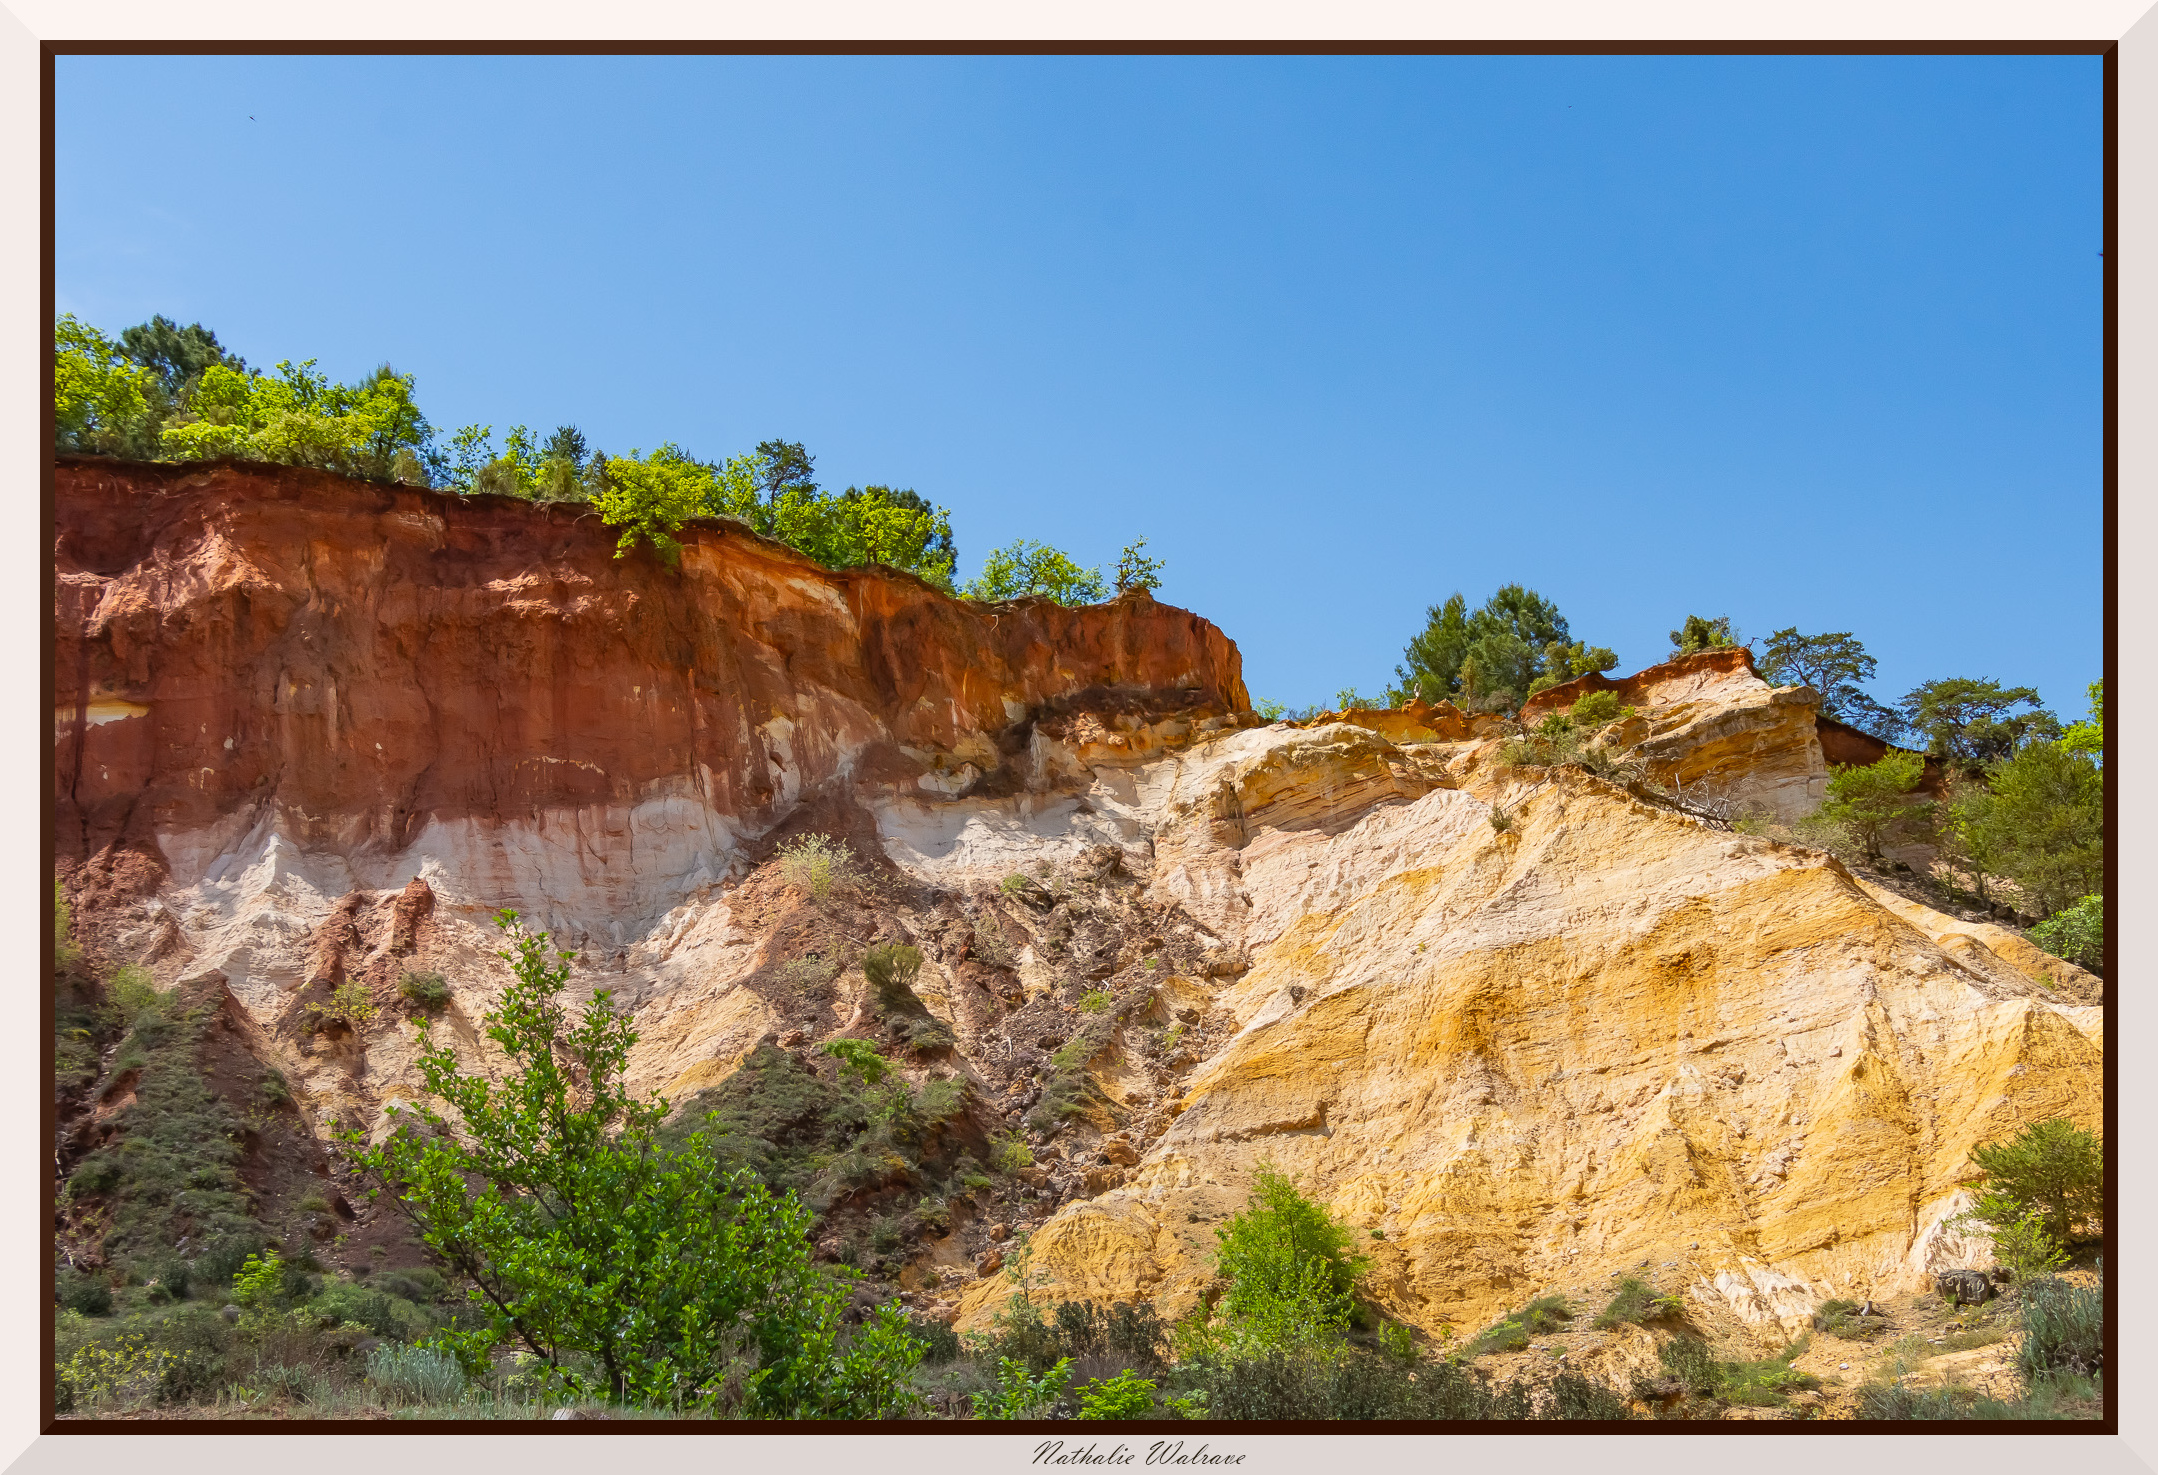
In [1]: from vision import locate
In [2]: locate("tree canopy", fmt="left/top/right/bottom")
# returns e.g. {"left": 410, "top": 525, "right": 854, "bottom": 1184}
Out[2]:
{"left": 1898, "top": 678, "right": 2058, "bottom": 767}
{"left": 1388, "top": 585, "right": 1614, "bottom": 711}
{"left": 345, "top": 911, "right": 925, "bottom": 1415}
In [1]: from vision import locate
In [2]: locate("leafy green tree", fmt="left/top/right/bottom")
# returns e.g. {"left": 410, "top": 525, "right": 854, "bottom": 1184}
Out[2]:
{"left": 2058, "top": 680, "right": 2104, "bottom": 760}
{"left": 963, "top": 539, "right": 1108, "bottom": 605}
{"left": 158, "top": 357, "right": 436, "bottom": 481}
{"left": 1965, "top": 1118, "right": 2102, "bottom": 1245}
{"left": 1817, "top": 751, "right": 1933, "bottom": 861}
{"left": 593, "top": 444, "right": 720, "bottom": 564}
{"left": 1757, "top": 628, "right": 1892, "bottom": 729}
{"left": 53, "top": 315, "right": 157, "bottom": 455}
{"left": 1669, "top": 614, "right": 1736, "bottom": 655}
{"left": 347, "top": 910, "right": 925, "bottom": 1415}
{"left": 1115, "top": 538, "right": 1166, "bottom": 594}
{"left": 1206, "top": 1163, "right": 1368, "bottom": 1353}
{"left": 1898, "top": 678, "right": 2057, "bottom": 767}
{"left": 1954, "top": 741, "right": 2102, "bottom": 916}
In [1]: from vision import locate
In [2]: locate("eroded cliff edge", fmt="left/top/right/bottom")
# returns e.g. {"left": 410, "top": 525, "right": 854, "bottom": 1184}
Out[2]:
{"left": 53, "top": 457, "right": 2099, "bottom": 1357}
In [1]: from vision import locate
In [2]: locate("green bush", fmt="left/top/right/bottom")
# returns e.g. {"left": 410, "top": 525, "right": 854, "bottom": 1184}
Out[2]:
{"left": 1461, "top": 1316, "right": 1529, "bottom": 1358}
{"left": 367, "top": 1342, "right": 467, "bottom": 1405}
{"left": 1966, "top": 1117, "right": 2103, "bottom": 1244}
{"left": 1076, "top": 1369, "right": 1158, "bottom": 1419}
{"left": 2018, "top": 1272, "right": 2102, "bottom": 1380}
{"left": 108, "top": 964, "right": 164, "bottom": 1022}
{"left": 2030, "top": 895, "right": 2103, "bottom": 970}
{"left": 862, "top": 943, "right": 924, "bottom": 1000}
{"left": 397, "top": 972, "right": 451, "bottom": 1010}
{"left": 1202, "top": 1164, "right": 1368, "bottom": 1354}
{"left": 972, "top": 1355, "right": 1074, "bottom": 1418}
{"left": 57, "top": 1270, "right": 113, "bottom": 1317}
{"left": 344, "top": 909, "right": 926, "bottom": 1416}
{"left": 775, "top": 834, "right": 862, "bottom": 902}
{"left": 1817, "top": 751, "right": 1934, "bottom": 860}
{"left": 1811, "top": 1297, "right": 1888, "bottom": 1340}
{"left": 1568, "top": 689, "right": 1631, "bottom": 727}
{"left": 964, "top": 540, "right": 1107, "bottom": 605}
{"left": 1077, "top": 990, "right": 1112, "bottom": 1014}
{"left": 1594, "top": 1278, "right": 1682, "bottom": 1329}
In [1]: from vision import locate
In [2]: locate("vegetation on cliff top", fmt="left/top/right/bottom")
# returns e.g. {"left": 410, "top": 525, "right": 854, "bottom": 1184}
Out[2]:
{"left": 53, "top": 313, "right": 1159, "bottom": 603}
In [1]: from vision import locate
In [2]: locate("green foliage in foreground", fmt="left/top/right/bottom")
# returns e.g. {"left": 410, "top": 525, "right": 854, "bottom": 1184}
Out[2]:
{"left": 1817, "top": 750, "right": 1932, "bottom": 860}
{"left": 346, "top": 910, "right": 924, "bottom": 1416}
{"left": 1965, "top": 1117, "right": 2103, "bottom": 1247}
{"left": 2030, "top": 895, "right": 2104, "bottom": 970}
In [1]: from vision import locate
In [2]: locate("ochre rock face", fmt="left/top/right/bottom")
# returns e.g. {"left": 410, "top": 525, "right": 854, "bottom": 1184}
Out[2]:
{"left": 953, "top": 718, "right": 2100, "bottom": 1343}
{"left": 53, "top": 462, "right": 2098, "bottom": 1351}
{"left": 55, "top": 456, "right": 1246, "bottom": 931}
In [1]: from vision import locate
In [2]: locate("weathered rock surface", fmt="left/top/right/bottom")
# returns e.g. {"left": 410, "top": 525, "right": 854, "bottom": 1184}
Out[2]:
{"left": 53, "top": 459, "right": 2099, "bottom": 1356}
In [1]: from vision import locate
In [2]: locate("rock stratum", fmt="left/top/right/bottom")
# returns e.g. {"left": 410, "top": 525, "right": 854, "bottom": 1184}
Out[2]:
{"left": 53, "top": 457, "right": 2100, "bottom": 1358}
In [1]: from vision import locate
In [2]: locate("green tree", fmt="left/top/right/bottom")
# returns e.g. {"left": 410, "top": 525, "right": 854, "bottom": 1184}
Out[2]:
{"left": 1389, "top": 586, "right": 1610, "bottom": 709}
{"left": 1898, "top": 678, "right": 2057, "bottom": 767}
{"left": 1669, "top": 614, "right": 1736, "bottom": 655}
{"left": 2058, "top": 680, "right": 2104, "bottom": 760}
{"left": 157, "top": 357, "right": 436, "bottom": 481}
{"left": 53, "top": 314, "right": 157, "bottom": 456}
{"left": 1207, "top": 1163, "right": 1368, "bottom": 1353}
{"left": 963, "top": 539, "right": 1108, "bottom": 605}
{"left": 118, "top": 315, "right": 246, "bottom": 397}
{"left": 1817, "top": 750, "right": 1933, "bottom": 861}
{"left": 1389, "top": 593, "right": 1470, "bottom": 704}
{"left": 346, "top": 910, "right": 925, "bottom": 1415}
{"left": 1965, "top": 1118, "right": 2102, "bottom": 1245}
{"left": 1954, "top": 741, "right": 2102, "bottom": 916}
{"left": 1115, "top": 538, "right": 1166, "bottom": 594}
{"left": 593, "top": 444, "right": 719, "bottom": 564}
{"left": 755, "top": 439, "right": 818, "bottom": 499}
{"left": 1757, "top": 628, "right": 1893, "bottom": 729}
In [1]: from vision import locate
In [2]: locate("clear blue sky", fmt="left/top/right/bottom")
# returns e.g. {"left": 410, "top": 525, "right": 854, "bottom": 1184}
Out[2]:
{"left": 56, "top": 54, "right": 2103, "bottom": 717}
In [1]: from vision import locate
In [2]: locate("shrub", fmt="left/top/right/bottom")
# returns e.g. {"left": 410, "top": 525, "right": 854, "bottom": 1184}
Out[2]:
{"left": 312, "top": 979, "right": 378, "bottom": 1029}
{"left": 991, "top": 1134, "right": 1034, "bottom": 1174}
{"left": 398, "top": 972, "right": 450, "bottom": 1010}
{"left": 57, "top": 1269, "right": 113, "bottom": 1317}
{"left": 1460, "top": 1316, "right": 1529, "bottom": 1358}
{"left": 108, "top": 964, "right": 164, "bottom": 1022}
{"left": 55, "top": 1333, "right": 178, "bottom": 1414}
{"left": 1811, "top": 1297, "right": 1888, "bottom": 1340}
{"left": 345, "top": 909, "right": 926, "bottom": 1415}
{"left": 1077, "top": 990, "right": 1112, "bottom": 1014}
{"left": 1568, "top": 689, "right": 1629, "bottom": 726}
{"left": 1595, "top": 1278, "right": 1683, "bottom": 1329}
{"left": 1858, "top": 1376, "right": 2102, "bottom": 1420}
{"left": 1990, "top": 1208, "right": 2072, "bottom": 1283}
{"left": 367, "top": 1342, "right": 467, "bottom": 1405}
{"left": 1076, "top": 1369, "right": 1158, "bottom": 1419}
{"left": 907, "top": 1317, "right": 963, "bottom": 1364}
{"left": 1817, "top": 751, "right": 1933, "bottom": 861}
{"left": 2018, "top": 1272, "right": 2102, "bottom": 1380}
{"left": 1520, "top": 1292, "right": 1573, "bottom": 1334}
{"left": 2030, "top": 895, "right": 2103, "bottom": 970}
{"left": 1190, "top": 1166, "right": 1368, "bottom": 1357}
{"left": 862, "top": 943, "right": 924, "bottom": 1000}
{"left": 1966, "top": 1117, "right": 2103, "bottom": 1244}
{"left": 778, "top": 953, "right": 839, "bottom": 995}
{"left": 972, "top": 1355, "right": 1074, "bottom": 1418}
{"left": 775, "top": 834, "right": 862, "bottom": 902}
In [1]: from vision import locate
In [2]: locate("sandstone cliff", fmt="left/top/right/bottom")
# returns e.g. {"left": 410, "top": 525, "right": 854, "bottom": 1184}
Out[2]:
{"left": 53, "top": 458, "right": 2099, "bottom": 1358}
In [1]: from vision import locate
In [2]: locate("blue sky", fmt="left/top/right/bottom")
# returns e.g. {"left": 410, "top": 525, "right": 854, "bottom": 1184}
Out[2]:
{"left": 56, "top": 54, "right": 2103, "bottom": 717}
